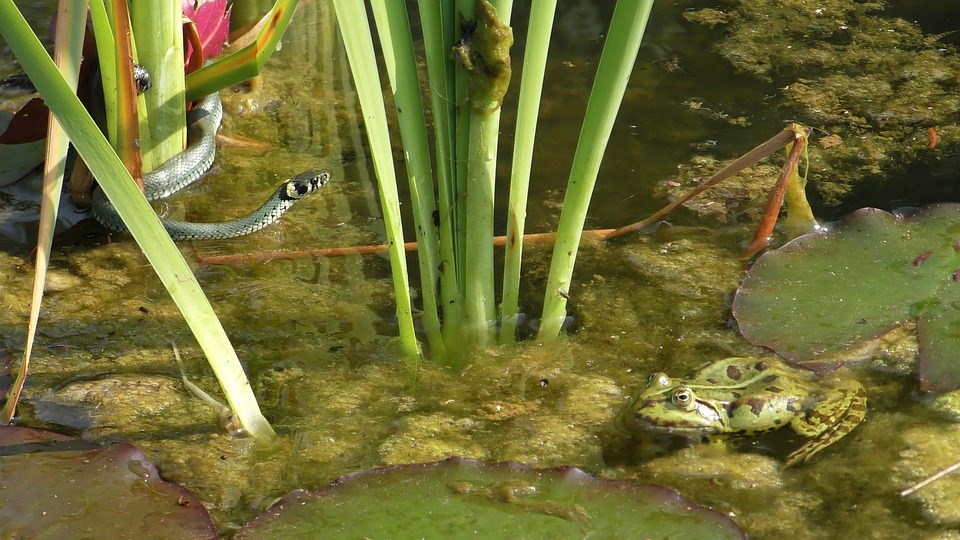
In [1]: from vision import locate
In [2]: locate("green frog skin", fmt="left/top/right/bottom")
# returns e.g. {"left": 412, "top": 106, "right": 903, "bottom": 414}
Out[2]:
{"left": 621, "top": 357, "right": 866, "bottom": 466}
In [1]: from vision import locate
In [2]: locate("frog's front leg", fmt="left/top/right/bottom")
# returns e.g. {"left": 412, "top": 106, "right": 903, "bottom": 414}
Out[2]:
{"left": 784, "top": 381, "right": 867, "bottom": 466}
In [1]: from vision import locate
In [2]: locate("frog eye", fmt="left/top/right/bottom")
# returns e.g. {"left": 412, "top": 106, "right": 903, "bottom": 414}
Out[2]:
{"left": 672, "top": 387, "right": 695, "bottom": 410}
{"left": 645, "top": 373, "right": 671, "bottom": 389}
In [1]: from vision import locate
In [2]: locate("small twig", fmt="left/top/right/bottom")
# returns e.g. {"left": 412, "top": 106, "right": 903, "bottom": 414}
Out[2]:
{"left": 191, "top": 126, "right": 801, "bottom": 265}
{"left": 602, "top": 127, "right": 796, "bottom": 241}
{"left": 900, "top": 460, "right": 960, "bottom": 497}
{"left": 170, "top": 339, "right": 231, "bottom": 417}
{"left": 194, "top": 229, "right": 616, "bottom": 265}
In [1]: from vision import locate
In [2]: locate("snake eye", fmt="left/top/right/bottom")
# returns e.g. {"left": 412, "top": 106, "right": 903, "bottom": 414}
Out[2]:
{"left": 672, "top": 388, "right": 695, "bottom": 410}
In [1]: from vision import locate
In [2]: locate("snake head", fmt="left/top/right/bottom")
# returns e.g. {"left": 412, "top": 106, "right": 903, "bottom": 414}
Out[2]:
{"left": 282, "top": 171, "right": 330, "bottom": 200}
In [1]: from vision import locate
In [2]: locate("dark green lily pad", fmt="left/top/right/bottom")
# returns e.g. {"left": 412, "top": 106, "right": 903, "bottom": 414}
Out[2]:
{"left": 0, "top": 426, "right": 216, "bottom": 539}
{"left": 237, "top": 457, "right": 744, "bottom": 539}
{"left": 733, "top": 205, "right": 960, "bottom": 390}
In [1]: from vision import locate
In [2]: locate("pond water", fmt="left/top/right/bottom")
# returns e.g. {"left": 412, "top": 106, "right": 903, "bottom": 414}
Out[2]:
{"left": 2, "top": 0, "right": 960, "bottom": 537}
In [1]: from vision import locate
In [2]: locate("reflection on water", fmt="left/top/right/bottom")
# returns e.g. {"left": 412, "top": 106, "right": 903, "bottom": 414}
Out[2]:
{"left": 0, "top": 1, "right": 958, "bottom": 537}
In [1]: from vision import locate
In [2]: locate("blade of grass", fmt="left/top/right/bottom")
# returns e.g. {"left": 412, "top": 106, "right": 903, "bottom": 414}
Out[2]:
{"left": 370, "top": 0, "right": 446, "bottom": 361}
{"left": 2, "top": 0, "right": 86, "bottom": 423}
{"left": 538, "top": 0, "right": 654, "bottom": 339}
{"left": 0, "top": 2, "right": 276, "bottom": 439}
{"left": 332, "top": 0, "right": 420, "bottom": 360}
{"left": 500, "top": 0, "right": 557, "bottom": 344}
{"left": 86, "top": 0, "right": 117, "bottom": 144}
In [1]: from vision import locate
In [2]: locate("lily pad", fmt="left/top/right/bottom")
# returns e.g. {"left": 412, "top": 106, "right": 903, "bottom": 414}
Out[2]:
{"left": 733, "top": 205, "right": 960, "bottom": 390}
{"left": 0, "top": 426, "right": 216, "bottom": 539}
{"left": 237, "top": 457, "right": 744, "bottom": 539}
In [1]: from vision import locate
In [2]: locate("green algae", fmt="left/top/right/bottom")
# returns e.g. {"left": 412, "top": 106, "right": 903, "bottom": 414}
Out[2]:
{"left": 454, "top": 0, "right": 514, "bottom": 114}
{"left": 678, "top": 0, "right": 960, "bottom": 208}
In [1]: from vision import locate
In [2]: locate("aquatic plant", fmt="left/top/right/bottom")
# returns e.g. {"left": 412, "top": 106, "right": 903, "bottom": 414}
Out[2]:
{"left": 0, "top": 426, "right": 216, "bottom": 538}
{"left": 734, "top": 204, "right": 960, "bottom": 391}
{"left": 0, "top": 0, "right": 302, "bottom": 438}
{"left": 236, "top": 457, "right": 745, "bottom": 538}
{"left": 332, "top": 1, "right": 655, "bottom": 360}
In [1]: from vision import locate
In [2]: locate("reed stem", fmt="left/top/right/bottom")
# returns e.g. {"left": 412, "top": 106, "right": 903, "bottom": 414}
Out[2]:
{"left": 370, "top": 0, "right": 446, "bottom": 361}
{"left": 500, "top": 0, "right": 557, "bottom": 343}
{"left": 538, "top": 0, "right": 654, "bottom": 339}
{"left": 332, "top": 0, "right": 420, "bottom": 360}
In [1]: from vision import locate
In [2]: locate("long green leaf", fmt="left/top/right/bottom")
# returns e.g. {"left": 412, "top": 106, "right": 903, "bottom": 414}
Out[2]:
{"left": 0, "top": 1, "right": 276, "bottom": 439}
{"left": 370, "top": 0, "right": 446, "bottom": 361}
{"left": 332, "top": 0, "right": 419, "bottom": 360}
{"left": 184, "top": 0, "right": 301, "bottom": 102}
{"left": 500, "top": 0, "right": 557, "bottom": 343}
{"left": 538, "top": 0, "right": 654, "bottom": 338}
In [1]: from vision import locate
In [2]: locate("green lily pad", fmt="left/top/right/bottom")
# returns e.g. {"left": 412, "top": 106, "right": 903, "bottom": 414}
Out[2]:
{"left": 237, "top": 457, "right": 744, "bottom": 539}
{"left": 733, "top": 205, "right": 960, "bottom": 390}
{"left": 0, "top": 426, "right": 216, "bottom": 539}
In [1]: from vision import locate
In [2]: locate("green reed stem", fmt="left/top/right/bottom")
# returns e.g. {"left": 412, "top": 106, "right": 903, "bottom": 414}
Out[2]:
{"left": 460, "top": 0, "right": 513, "bottom": 345}
{"left": 130, "top": 0, "right": 184, "bottom": 171}
{"left": 370, "top": 0, "right": 446, "bottom": 361}
{"left": 332, "top": 0, "right": 420, "bottom": 360}
{"left": 453, "top": 0, "right": 474, "bottom": 293}
{"left": 416, "top": 0, "right": 462, "bottom": 343}
{"left": 538, "top": 0, "right": 653, "bottom": 339}
{"left": 499, "top": 0, "right": 557, "bottom": 344}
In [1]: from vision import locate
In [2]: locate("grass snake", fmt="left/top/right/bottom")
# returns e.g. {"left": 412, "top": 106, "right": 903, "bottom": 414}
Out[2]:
{"left": 91, "top": 93, "right": 329, "bottom": 240}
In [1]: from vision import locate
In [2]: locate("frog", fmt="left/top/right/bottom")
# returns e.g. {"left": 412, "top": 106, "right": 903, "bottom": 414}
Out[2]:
{"left": 619, "top": 357, "right": 866, "bottom": 466}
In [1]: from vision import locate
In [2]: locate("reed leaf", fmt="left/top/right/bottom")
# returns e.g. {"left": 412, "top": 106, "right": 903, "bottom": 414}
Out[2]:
{"left": 538, "top": 0, "right": 654, "bottom": 339}
{"left": 500, "top": 0, "right": 557, "bottom": 343}
{"left": 331, "top": 0, "right": 420, "bottom": 360}
{"left": 1, "top": 0, "right": 86, "bottom": 423}
{"left": 185, "top": 0, "right": 301, "bottom": 102}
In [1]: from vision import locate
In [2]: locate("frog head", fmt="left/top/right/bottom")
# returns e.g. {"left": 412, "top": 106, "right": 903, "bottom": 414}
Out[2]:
{"left": 619, "top": 372, "right": 725, "bottom": 436}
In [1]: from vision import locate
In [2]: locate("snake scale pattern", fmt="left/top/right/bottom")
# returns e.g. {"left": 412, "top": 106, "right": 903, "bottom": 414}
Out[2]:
{"left": 91, "top": 93, "right": 328, "bottom": 240}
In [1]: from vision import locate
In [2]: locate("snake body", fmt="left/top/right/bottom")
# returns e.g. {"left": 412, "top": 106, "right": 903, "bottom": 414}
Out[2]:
{"left": 91, "top": 93, "right": 328, "bottom": 240}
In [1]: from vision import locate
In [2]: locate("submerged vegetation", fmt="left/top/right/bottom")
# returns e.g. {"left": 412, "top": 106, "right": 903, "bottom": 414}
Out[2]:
{"left": 333, "top": 0, "right": 654, "bottom": 359}
{"left": 0, "top": 0, "right": 960, "bottom": 537}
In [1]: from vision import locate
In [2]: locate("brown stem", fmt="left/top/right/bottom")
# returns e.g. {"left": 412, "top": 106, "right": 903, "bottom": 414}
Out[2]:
{"left": 193, "top": 127, "right": 803, "bottom": 265}
{"left": 743, "top": 132, "right": 806, "bottom": 256}
{"left": 602, "top": 128, "right": 796, "bottom": 241}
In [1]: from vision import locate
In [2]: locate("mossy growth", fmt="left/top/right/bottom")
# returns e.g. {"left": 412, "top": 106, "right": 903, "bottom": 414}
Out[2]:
{"left": 452, "top": 0, "right": 514, "bottom": 114}
{"left": 676, "top": 0, "right": 960, "bottom": 210}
